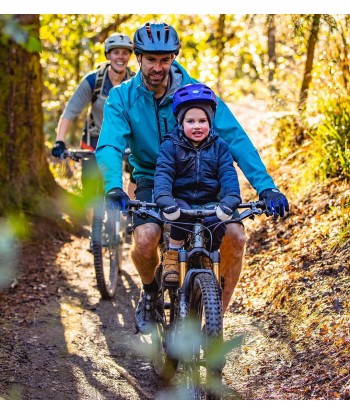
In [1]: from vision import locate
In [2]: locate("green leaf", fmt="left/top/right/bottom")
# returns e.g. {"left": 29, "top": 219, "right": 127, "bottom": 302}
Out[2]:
{"left": 27, "top": 35, "right": 42, "bottom": 53}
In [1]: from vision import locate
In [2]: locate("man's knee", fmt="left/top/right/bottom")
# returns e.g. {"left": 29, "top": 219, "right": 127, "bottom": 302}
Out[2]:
{"left": 223, "top": 223, "right": 246, "bottom": 253}
{"left": 132, "top": 223, "right": 161, "bottom": 258}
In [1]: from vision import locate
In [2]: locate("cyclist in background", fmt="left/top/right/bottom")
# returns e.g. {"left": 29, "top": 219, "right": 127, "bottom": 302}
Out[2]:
{"left": 96, "top": 22, "right": 289, "bottom": 335}
{"left": 51, "top": 33, "right": 136, "bottom": 209}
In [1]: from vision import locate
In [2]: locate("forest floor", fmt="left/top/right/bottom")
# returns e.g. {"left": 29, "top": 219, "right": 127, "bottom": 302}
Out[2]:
{"left": 0, "top": 98, "right": 349, "bottom": 402}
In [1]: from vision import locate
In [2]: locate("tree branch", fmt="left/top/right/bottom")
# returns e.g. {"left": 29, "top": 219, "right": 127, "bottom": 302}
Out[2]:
{"left": 89, "top": 15, "right": 133, "bottom": 43}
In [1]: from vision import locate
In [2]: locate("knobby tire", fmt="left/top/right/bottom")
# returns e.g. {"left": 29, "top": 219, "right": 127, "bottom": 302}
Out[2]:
{"left": 188, "top": 272, "right": 223, "bottom": 399}
{"left": 151, "top": 266, "right": 178, "bottom": 381}
{"left": 92, "top": 200, "right": 123, "bottom": 300}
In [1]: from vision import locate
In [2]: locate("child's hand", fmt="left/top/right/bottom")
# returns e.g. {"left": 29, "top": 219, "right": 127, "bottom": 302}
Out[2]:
{"left": 217, "top": 195, "right": 241, "bottom": 221}
{"left": 156, "top": 195, "right": 180, "bottom": 220}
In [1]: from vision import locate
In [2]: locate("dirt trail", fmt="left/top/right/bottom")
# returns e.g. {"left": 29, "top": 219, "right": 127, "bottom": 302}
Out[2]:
{"left": 0, "top": 229, "right": 252, "bottom": 400}
{"left": 0, "top": 98, "right": 306, "bottom": 400}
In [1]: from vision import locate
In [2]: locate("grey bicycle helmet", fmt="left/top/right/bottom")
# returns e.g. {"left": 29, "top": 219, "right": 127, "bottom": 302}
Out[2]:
{"left": 133, "top": 22, "right": 180, "bottom": 55}
{"left": 105, "top": 33, "right": 133, "bottom": 54}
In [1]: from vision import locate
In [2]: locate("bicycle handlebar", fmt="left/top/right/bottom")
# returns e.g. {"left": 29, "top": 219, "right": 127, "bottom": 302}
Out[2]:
{"left": 128, "top": 200, "right": 158, "bottom": 209}
{"left": 127, "top": 199, "right": 267, "bottom": 221}
{"left": 62, "top": 149, "right": 95, "bottom": 161}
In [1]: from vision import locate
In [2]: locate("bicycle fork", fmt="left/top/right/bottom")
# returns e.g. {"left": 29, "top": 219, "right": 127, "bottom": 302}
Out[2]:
{"left": 177, "top": 249, "right": 189, "bottom": 327}
{"left": 177, "top": 248, "right": 222, "bottom": 312}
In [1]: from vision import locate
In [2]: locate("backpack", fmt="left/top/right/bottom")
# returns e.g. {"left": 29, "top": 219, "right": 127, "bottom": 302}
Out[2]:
{"left": 83, "top": 63, "right": 135, "bottom": 149}
{"left": 82, "top": 63, "right": 110, "bottom": 149}
{"left": 91, "top": 62, "right": 110, "bottom": 104}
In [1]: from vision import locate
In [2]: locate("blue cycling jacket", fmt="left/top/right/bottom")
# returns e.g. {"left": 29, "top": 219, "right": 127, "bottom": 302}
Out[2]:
{"left": 96, "top": 61, "right": 277, "bottom": 194}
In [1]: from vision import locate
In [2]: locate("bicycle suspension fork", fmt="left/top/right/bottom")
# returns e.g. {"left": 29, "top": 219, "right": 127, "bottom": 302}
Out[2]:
{"left": 211, "top": 250, "right": 221, "bottom": 283}
{"left": 178, "top": 249, "right": 187, "bottom": 287}
{"left": 178, "top": 249, "right": 188, "bottom": 321}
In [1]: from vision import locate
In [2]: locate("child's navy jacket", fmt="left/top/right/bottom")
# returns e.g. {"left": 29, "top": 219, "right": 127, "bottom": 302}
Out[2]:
{"left": 154, "top": 126, "right": 241, "bottom": 204}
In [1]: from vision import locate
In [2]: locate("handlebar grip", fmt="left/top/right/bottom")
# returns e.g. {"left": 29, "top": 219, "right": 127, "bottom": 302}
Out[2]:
{"left": 238, "top": 201, "right": 266, "bottom": 210}
{"left": 128, "top": 200, "right": 158, "bottom": 209}
{"left": 256, "top": 201, "right": 266, "bottom": 209}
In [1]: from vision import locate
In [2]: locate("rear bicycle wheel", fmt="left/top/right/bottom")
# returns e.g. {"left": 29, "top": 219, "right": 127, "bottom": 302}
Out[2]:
{"left": 92, "top": 200, "right": 125, "bottom": 300}
{"left": 188, "top": 272, "right": 223, "bottom": 399}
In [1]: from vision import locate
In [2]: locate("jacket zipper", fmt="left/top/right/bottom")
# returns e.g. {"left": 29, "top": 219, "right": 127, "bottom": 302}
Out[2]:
{"left": 154, "top": 100, "right": 162, "bottom": 144}
{"left": 192, "top": 150, "right": 200, "bottom": 202}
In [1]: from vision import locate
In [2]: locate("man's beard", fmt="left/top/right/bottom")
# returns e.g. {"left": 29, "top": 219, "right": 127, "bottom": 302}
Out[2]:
{"left": 143, "top": 70, "right": 168, "bottom": 86}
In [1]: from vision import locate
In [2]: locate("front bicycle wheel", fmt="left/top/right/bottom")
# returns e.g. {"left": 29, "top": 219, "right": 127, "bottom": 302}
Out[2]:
{"left": 92, "top": 200, "right": 124, "bottom": 300}
{"left": 188, "top": 272, "right": 223, "bottom": 399}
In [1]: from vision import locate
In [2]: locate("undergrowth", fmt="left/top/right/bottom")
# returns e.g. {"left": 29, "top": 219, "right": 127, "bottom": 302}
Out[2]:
{"left": 270, "top": 90, "right": 350, "bottom": 247}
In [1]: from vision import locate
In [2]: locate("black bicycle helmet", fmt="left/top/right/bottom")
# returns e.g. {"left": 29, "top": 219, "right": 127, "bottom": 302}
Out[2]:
{"left": 133, "top": 22, "right": 180, "bottom": 55}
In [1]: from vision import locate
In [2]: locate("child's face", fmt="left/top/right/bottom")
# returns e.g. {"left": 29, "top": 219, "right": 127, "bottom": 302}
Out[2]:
{"left": 182, "top": 108, "right": 210, "bottom": 145}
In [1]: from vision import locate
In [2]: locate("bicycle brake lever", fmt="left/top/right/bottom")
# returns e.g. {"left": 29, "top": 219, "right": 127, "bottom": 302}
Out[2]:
{"left": 135, "top": 208, "right": 161, "bottom": 221}
{"left": 239, "top": 209, "right": 254, "bottom": 221}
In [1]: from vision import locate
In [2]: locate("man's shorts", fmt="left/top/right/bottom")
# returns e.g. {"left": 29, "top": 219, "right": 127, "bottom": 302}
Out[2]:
{"left": 132, "top": 178, "right": 163, "bottom": 230}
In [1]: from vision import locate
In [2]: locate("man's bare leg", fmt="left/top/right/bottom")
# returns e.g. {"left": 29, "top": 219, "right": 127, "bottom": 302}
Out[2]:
{"left": 131, "top": 222, "right": 162, "bottom": 284}
{"left": 220, "top": 222, "right": 246, "bottom": 313}
{"left": 127, "top": 181, "right": 136, "bottom": 199}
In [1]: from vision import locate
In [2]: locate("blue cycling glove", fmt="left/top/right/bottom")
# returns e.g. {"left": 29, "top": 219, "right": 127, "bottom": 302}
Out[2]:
{"left": 52, "top": 141, "right": 67, "bottom": 158}
{"left": 106, "top": 187, "right": 130, "bottom": 212}
{"left": 259, "top": 188, "right": 289, "bottom": 219}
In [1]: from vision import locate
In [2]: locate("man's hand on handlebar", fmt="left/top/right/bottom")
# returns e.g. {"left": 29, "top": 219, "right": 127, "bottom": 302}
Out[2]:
{"left": 106, "top": 187, "right": 130, "bottom": 212}
{"left": 259, "top": 188, "right": 289, "bottom": 219}
{"left": 52, "top": 140, "right": 67, "bottom": 158}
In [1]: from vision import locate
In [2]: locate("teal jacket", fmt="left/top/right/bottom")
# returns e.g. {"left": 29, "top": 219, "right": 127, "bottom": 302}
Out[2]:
{"left": 96, "top": 61, "right": 277, "bottom": 194}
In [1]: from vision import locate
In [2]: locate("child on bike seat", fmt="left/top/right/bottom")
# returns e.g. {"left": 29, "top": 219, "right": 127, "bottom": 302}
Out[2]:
{"left": 154, "top": 83, "right": 242, "bottom": 283}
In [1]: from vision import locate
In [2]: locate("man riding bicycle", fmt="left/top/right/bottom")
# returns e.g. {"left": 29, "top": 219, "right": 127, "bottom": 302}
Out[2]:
{"left": 95, "top": 22, "right": 289, "bottom": 335}
{"left": 51, "top": 33, "right": 136, "bottom": 206}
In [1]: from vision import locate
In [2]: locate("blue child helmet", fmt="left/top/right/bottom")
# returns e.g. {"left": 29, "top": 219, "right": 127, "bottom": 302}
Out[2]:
{"left": 133, "top": 22, "right": 181, "bottom": 55}
{"left": 172, "top": 83, "right": 218, "bottom": 118}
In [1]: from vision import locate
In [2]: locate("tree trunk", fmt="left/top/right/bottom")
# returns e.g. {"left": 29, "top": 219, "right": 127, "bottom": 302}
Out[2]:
{"left": 267, "top": 14, "right": 277, "bottom": 91}
{"left": 298, "top": 14, "right": 321, "bottom": 111}
{"left": 70, "top": 22, "right": 83, "bottom": 147}
{"left": 339, "top": 21, "right": 350, "bottom": 89}
{"left": 216, "top": 14, "right": 226, "bottom": 98}
{"left": 0, "top": 14, "right": 56, "bottom": 215}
